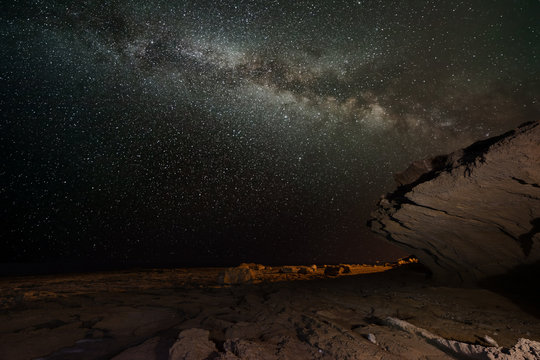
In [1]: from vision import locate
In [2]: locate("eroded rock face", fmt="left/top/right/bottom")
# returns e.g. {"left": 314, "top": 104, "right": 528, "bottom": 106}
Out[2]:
{"left": 369, "top": 121, "right": 540, "bottom": 283}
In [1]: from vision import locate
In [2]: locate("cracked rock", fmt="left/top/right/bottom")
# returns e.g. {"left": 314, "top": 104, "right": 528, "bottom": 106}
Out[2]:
{"left": 369, "top": 121, "right": 540, "bottom": 283}
{"left": 169, "top": 328, "right": 217, "bottom": 360}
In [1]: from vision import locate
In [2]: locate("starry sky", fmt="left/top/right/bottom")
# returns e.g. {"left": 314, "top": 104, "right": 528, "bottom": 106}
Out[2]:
{"left": 1, "top": 0, "right": 539, "bottom": 267}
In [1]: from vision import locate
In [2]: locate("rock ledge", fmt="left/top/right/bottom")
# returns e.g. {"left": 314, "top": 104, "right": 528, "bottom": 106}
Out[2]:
{"left": 369, "top": 121, "right": 540, "bottom": 283}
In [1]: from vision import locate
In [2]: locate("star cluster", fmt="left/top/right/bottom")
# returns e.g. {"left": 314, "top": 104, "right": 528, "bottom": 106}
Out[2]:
{"left": 1, "top": 0, "right": 539, "bottom": 266}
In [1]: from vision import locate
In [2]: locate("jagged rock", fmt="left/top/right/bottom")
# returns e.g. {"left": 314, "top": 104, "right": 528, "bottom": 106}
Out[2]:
{"left": 218, "top": 268, "right": 257, "bottom": 285}
{"left": 393, "top": 155, "right": 450, "bottom": 187}
{"left": 169, "top": 328, "right": 217, "bottom": 360}
{"left": 383, "top": 317, "right": 540, "bottom": 360}
{"left": 370, "top": 121, "right": 540, "bottom": 283}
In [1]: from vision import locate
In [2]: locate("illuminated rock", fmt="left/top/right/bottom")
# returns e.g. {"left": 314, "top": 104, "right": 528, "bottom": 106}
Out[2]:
{"left": 370, "top": 121, "right": 540, "bottom": 283}
{"left": 218, "top": 267, "right": 257, "bottom": 285}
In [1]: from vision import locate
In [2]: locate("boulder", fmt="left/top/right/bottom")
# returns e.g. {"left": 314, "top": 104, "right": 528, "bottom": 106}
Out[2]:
{"left": 369, "top": 121, "right": 540, "bottom": 283}
{"left": 218, "top": 268, "right": 257, "bottom": 285}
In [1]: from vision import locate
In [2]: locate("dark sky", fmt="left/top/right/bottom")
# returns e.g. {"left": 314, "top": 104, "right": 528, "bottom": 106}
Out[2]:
{"left": 1, "top": 0, "right": 539, "bottom": 267}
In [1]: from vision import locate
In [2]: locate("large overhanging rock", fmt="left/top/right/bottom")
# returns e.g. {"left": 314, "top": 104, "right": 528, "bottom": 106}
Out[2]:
{"left": 369, "top": 121, "right": 540, "bottom": 284}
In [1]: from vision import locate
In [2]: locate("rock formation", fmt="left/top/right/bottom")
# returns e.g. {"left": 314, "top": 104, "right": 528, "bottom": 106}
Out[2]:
{"left": 218, "top": 267, "right": 257, "bottom": 285}
{"left": 369, "top": 121, "right": 540, "bottom": 283}
{"left": 383, "top": 317, "right": 540, "bottom": 360}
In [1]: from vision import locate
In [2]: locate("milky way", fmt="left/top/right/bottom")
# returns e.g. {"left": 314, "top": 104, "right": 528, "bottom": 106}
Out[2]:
{"left": 1, "top": 0, "right": 539, "bottom": 266}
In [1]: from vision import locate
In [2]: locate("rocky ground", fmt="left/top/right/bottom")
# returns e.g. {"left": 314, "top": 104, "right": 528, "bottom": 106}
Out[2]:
{"left": 0, "top": 263, "right": 538, "bottom": 359}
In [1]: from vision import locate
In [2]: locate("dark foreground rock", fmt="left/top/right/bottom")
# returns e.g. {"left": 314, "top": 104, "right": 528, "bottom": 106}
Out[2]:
{"left": 169, "top": 329, "right": 217, "bottom": 360}
{"left": 1, "top": 267, "right": 539, "bottom": 359}
{"left": 369, "top": 121, "right": 540, "bottom": 283}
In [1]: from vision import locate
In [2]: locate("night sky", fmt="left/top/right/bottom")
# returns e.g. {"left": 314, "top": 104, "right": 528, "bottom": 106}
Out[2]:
{"left": 1, "top": 1, "right": 539, "bottom": 267}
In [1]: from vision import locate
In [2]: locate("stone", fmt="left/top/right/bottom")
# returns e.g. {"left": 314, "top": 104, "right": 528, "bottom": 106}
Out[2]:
{"left": 169, "top": 328, "right": 217, "bottom": 360}
{"left": 365, "top": 333, "right": 377, "bottom": 344}
{"left": 369, "top": 121, "right": 540, "bottom": 283}
{"left": 218, "top": 268, "right": 257, "bottom": 285}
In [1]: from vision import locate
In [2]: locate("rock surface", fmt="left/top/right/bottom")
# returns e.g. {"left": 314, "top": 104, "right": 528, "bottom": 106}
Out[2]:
{"left": 215, "top": 263, "right": 385, "bottom": 285}
{"left": 112, "top": 337, "right": 161, "bottom": 360}
{"left": 169, "top": 328, "right": 217, "bottom": 360}
{"left": 218, "top": 267, "right": 257, "bottom": 285}
{"left": 370, "top": 121, "right": 540, "bottom": 283}
{"left": 384, "top": 317, "right": 540, "bottom": 360}
{"left": 1, "top": 266, "right": 539, "bottom": 359}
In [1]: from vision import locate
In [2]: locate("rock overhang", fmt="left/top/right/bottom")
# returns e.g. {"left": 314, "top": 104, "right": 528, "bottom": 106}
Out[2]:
{"left": 369, "top": 121, "right": 540, "bottom": 284}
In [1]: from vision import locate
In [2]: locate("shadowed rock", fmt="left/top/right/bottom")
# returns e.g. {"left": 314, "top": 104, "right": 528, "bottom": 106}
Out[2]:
{"left": 324, "top": 266, "right": 343, "bottom": 276}
{"left": 169, "top": 329, "right": 217, "bottom": 360}
{"left": 369, "top": 121, "right": 540, "bottom": 283}
{"left": 383, "top": 317, "right": 540, "bottom": 359}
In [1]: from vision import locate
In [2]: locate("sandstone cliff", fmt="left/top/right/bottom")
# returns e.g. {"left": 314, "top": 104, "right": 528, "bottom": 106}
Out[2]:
{"left": 369, "top": 121, "right": 540, "bottom": 283}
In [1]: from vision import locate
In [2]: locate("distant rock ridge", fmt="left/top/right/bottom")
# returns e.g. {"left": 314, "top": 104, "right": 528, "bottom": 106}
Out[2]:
{"left": 369, "top": 121, "right": 540, "bottom": 283}
{"left": 217, "top": 263, "right": 396, "bottom": 285}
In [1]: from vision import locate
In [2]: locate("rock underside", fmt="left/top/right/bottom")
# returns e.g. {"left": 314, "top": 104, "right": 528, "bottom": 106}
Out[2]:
{"left": 369, "top": 121, "right": 540, "bottom": 283}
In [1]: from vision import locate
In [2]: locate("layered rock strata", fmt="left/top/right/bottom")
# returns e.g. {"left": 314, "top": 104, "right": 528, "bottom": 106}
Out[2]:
{"left": 370, "top": 121, "right": 540, "bottom": 283}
